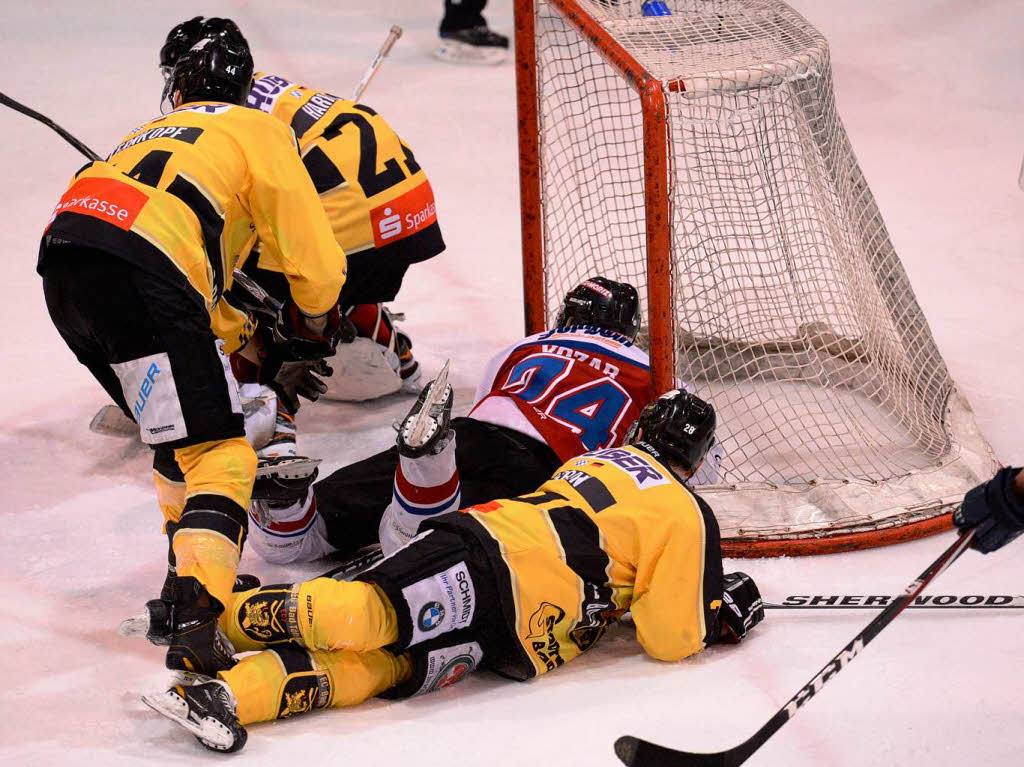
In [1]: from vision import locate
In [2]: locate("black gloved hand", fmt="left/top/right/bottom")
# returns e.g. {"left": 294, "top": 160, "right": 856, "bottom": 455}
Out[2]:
{"left": 713, "top": 571, "right": 765, "bottom": 645}
{"left": 954, "top": 467, "right": 1024, "bottom": 554}
{"left": 266, "top": 357, "right": 333, "bottom": 413}
{"left": 271, "top": 301, "right": 355, "bottom": 362}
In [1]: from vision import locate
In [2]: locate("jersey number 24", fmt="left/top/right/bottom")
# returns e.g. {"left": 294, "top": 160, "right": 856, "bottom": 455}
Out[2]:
{"left": 502, "top": 353, "right": 632, "bottom": 450}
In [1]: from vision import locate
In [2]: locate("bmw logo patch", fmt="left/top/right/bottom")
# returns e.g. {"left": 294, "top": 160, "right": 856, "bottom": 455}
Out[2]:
{"left": 417, "top": 601, "right": 445, "bottom": 631}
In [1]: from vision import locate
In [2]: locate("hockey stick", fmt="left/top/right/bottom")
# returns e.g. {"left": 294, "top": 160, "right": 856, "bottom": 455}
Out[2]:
{"left": 615, "top": 529, "right": 977, "bottom": 767}
{"left": 0, "top": 89, "right": 102, "bottom": 161}
{"left": 320, "top": 546, "right": 385, "bottom": 580}
{"left": 765, "top": 594, "right": 1024, "bottom": 610}
{"left": 352, "top": 25, "right": 403, "bottom": 102}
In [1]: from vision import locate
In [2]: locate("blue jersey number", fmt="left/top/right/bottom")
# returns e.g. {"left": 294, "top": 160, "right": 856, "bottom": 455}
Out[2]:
{"left": 502, "top": 354, "right": 632, "bottom": 450}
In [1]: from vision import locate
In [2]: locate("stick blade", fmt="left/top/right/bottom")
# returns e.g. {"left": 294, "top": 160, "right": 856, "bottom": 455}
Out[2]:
{"left": 615, "top": 736, "right": 731, "bottom": 767}
{"left": 89, "top": 404, "right": 138, "bottom": 438}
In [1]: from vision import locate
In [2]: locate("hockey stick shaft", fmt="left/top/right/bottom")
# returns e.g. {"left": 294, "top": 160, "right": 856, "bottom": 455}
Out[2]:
{"left": 765, "top": 594, "right": 1023, "bottom": 610}
{"left": 320, "top": 547, "right": 385, "bottom": 580}
{"left": 1, "top": 90, "right": 279, "bottom": 316}
{"left": 1, "top": 89, "right": 101, "bottom": 161}
{"left": 352, "top": 25, "right": 403, "bottom": 102}
{"left": 615, "top": 529, "right": 977, "bottom": 767}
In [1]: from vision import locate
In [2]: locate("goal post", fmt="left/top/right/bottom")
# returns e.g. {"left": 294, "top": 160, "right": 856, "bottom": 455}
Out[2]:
{"left": 515, "top": 0, "right": 998, "bottom": 556}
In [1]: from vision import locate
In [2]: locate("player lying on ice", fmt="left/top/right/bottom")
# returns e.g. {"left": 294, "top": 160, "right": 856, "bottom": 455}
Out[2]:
{"left": 246, "top": 276, "right": 723, "bottom": 563}
{"left": 140, "top": 389, "right": 764, "bottom": 752}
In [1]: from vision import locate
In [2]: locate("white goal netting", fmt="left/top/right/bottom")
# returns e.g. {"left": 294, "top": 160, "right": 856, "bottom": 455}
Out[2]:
{"left": 529, "top": 0, "right": 996, "bottom": 545}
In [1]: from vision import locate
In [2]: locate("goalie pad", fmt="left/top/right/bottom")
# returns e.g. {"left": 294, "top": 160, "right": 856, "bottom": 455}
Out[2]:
{"left": 322, "top": 337, "right": 404, "bottom": 402}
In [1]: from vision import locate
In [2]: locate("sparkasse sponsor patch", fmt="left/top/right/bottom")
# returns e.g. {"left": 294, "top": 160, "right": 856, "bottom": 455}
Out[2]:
{"left": 370, "top": 180, "right": 438, "bottom": 247}
{"left": 47, "top": 176, "right": 148, "bottom": 231}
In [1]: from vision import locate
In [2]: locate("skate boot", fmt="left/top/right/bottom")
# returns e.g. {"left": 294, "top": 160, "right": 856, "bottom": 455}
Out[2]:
{"left": 131, "top": 572, "right": 260, "bottom": 648}
{"left": 142, "top": 678, "right": 247, "bottom": 753}
{"left": 252, "top": 455, "right": 321, "bottom": 505}
{"left": 249, "top": 454, "right": 321, "bottom": 532}
{"left": 120, "top": 577, "right": 236, "bottom": 673}
{"left": 396, "top": 360, "right": 453, "bottom": 458}
{"left": 435, "top": 25, "right": 509, "bottom": 65}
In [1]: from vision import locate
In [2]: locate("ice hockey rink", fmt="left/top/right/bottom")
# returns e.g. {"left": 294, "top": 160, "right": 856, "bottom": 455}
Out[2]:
{"left": 1, "top": 0, "right": 1022, "bottom": 764}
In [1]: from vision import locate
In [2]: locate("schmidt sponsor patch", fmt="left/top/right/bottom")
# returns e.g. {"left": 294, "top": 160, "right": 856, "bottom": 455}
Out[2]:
{"left": 402, "top": 562, "right": 476, "bottom": 647}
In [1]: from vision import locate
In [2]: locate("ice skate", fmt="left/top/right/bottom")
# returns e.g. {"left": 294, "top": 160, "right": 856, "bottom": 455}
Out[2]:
{"left": 396, "top": 360, "right": 452, "bottom": 458}
{"left": 142, "top": 678, "right": 247, "bottom": 753}
{"left": 434, "top": 25, "right": 509, "bottom": 65}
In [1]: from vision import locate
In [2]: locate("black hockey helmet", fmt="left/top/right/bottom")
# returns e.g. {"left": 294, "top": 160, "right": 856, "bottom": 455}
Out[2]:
{"left": 626, "top": 390, "right": 716, "bottom": 474}
{"left": 160, "top": 17, "right": 249, "bottom": 76}
{"left": 162, "top": 36, "right": 255, "bottom": 111}
{"left": 554, "top": 276, "right": 641, "bottom": 341}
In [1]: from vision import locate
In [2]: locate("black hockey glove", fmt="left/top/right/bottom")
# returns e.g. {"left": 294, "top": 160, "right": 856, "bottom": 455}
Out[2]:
{"left": 163, "top": 576, "right": 236, "bottom": 675}
{"left": 262, "top": 357, "right": 333, "bottom": 413}
{"left": 954, "top": 467, "right": 1024, "bottom": 554}
{"left": 712, "top": 571, "right": 765, "bottom": 645}
{"left": 270, "top": 301, "right": 355, "bottom": 362}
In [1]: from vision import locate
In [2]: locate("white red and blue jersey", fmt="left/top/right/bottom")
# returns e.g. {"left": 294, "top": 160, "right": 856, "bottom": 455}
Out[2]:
{"left": 469, "top": 326, "right": 656, "bottom": 462}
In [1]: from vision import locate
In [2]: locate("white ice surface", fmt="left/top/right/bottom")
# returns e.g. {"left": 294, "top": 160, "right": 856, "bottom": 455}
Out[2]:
{"left": 1, "top": 1, "right": 1022, "bottom": 765}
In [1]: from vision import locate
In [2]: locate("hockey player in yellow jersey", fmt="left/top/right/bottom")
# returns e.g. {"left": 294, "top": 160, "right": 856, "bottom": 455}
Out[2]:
{"left": 160, "top": 18, "right": 445, "bottom": 403}
{"left": 141, "top": 391, "right": 765, "bottom": 752}
{"left": 39, "top": 36, "right": 346, "bottom": 674}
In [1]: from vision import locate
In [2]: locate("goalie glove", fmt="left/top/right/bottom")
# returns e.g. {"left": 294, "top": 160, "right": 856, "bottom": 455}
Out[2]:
{"left": 712, "top": 571, "right": 765, "bottom": 645}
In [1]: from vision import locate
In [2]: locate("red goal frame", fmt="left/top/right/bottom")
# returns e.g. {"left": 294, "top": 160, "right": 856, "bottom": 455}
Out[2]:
{"left": 513, "top": 0, "right": 955, "bottom": 556}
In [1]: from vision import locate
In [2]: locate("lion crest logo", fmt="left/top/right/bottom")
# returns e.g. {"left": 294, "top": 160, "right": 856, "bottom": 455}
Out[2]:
{"left": 279, "top": 689, "right": 314, "bottom": 718}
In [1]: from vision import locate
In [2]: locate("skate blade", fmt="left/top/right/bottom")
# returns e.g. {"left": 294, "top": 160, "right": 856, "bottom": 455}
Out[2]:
{"left": 255, "top": 456, "right": 321, "bottom": 480}
{"left": 141, "top": 691, "right": 240, "bottom": 751}
{"left": 433, "top": 40, "right": 507, "bottom": 65}
{"left": 89, "top": 405, "right": 139, "bottom": 438}
{"left": 118, "top": 613, "right": 150, "bottom": 638}
{"left": 402, "top": 359, "right": 451, "bottom": 448}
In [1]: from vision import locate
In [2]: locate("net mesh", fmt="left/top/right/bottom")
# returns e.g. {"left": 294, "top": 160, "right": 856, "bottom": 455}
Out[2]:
{"left": 531, "top": 0, "right": 996, "bottom": 543}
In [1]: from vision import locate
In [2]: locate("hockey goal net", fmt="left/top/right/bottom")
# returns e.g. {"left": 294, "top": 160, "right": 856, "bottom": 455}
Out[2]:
{"left": 515, "top": 0, "right": 997, "bottom": 555}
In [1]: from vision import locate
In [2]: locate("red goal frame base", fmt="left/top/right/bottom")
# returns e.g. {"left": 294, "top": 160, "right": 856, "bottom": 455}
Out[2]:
{"left": 721, "top": 513, "right": 955, "bottom": 558}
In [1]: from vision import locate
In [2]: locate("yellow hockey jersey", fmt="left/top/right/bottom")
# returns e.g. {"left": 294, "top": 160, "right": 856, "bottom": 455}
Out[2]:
{"left": 40, "top": 101, "right": 346, "bottom": 352}
{"left": 453, "top": 444, "right": 725, "bottom": 680}
{"left": 246, "top": 73, "right": 438, "bottom": 259}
